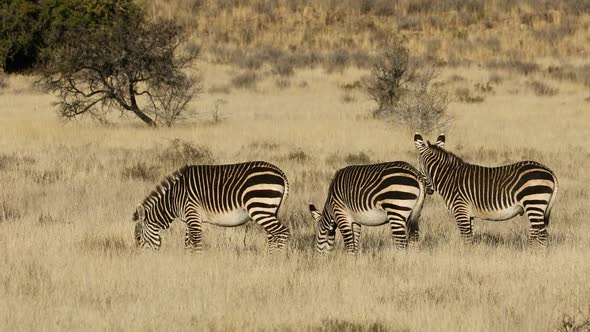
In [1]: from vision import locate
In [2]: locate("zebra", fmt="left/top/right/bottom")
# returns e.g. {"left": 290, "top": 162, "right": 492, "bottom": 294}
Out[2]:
{"left": 414, "top": 133, "right": 558, "bottom": 248}
{"left": 308, "top": 162, "right": 431, "bottom": 254}
{"left": 133, "top": 161, "right": 290, "bottom": 252}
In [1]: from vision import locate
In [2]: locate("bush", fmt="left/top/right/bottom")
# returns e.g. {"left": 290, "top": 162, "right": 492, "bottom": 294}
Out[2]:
{"left": 78, "top": 235, "right": 129, "bottom": 255}
{"left": 326, "top": 48, "right": 351, "bottom": 73}
{"left": 557, "top": 309, "right": 590, "bottom": 332}
{"left": 122, "top": 162, "right": 160, "bottom": 182}
{"left": 390, "top": 70, "right": 451, "bottom": 133}
{"left": 286, "top": 150, "right": 309, "bottom": 162}
{"left": 0, "top": 201, "right": 21, "bottom": 222}
{"left": 344, "top": 152, "right": 372, "bottom": 164}
{"left": 275, "top": 79, "right": 291, "bottom": 89}
{"left": 1, "top": 0, "right": 141, "bottom": 72}
{"left": 313, "top": 319, "right": 388, "bottom": 332}
{"left": 366, "top": 39, "right": 451, "bottom": 133}
{"left": 365, "top": 39, "right": 413, "bottom": 117}
{"left": 455, "top": 87, "right": 485, "bottom": 103}
{"left": 527, "top": 80, "right": 559, "bottom": 96}
{"left": 272, "top": 58, "right": 295, "bottom": 77}
{"left": 158, "top": 139, "right": 216, "bottom": 167}
{"left": 231, "top": 71, "right": 258, "bottom": 89}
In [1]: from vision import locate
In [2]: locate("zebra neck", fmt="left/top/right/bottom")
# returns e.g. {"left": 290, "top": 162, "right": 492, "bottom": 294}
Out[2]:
{"left": 431, "top": 158, "right": 462, "bottom": 198}
{"left": 145, "top": 181, "right": 183, "bottom": 229}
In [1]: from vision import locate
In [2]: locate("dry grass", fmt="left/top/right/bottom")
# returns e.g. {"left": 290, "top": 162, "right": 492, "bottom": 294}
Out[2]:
{"left": 1, "top": 63, "right": 589, "bottom": 331}
{"left": 147, "top": 0, "right": 590, "bottom": 68}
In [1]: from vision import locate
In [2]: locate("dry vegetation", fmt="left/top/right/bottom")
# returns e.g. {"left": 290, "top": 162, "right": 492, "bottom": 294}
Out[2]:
{"left": 2, "top": 1, "right": 590, "bottom": 331}
{"left": 1, "top": 63, "right": 589, "bottom": 331}
{"left": 149, "top": 0, "right": 590, "bottom": 70}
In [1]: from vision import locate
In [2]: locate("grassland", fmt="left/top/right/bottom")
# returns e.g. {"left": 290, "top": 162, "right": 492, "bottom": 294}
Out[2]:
{"left": 148, "top": 0, "right": 590, "bottom": 69}
{"left": 0, "top": 60, "right": 589, "bottom": 331}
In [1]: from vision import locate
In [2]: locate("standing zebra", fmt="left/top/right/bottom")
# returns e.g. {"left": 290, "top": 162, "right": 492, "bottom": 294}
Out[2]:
{"left": 414, "top": 133, "right": 558, "bottom": 248}
{"left": 308, "top": 162, "right": 431, "bottom": 254}
{"left": 133, "top": 161, "right": 290, "bottom": 252}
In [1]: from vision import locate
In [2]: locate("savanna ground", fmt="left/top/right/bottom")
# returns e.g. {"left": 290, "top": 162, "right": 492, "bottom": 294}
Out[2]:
{"left": 2, "top": 1, "right": 590, "bottom": 331}
{"left": 1, "top": 62, "right": 589, "bottom": 331}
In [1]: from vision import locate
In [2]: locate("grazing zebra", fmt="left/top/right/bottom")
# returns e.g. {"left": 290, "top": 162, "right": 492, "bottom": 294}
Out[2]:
{"left": 133, "top": 161, "right": 290, "bottom": 252}
{"left": 414, "top": 133, "right": 558, "bottom": 248}
{"left": 308, "top": 162, "right": 431, "bottom": 254}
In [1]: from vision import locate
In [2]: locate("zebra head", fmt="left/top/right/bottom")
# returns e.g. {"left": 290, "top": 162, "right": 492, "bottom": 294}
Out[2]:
{"left": 132, "top": 204, "right": 161, "bottom": 250}
{"left": 309, "top": 203, "right": 336, "bottom": 254}
{"left": 414, "top": 133, "right": 445, "bottom": 193}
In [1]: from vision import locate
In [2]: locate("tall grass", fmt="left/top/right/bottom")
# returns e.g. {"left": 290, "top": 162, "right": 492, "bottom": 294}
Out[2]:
{"left": 0, "top": 64, "right": 589, "bottom": 330}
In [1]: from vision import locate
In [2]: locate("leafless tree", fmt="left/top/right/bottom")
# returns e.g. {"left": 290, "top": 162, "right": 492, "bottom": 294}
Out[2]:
{"left": 39, "top": 16, "right": 200, "bottom": 127}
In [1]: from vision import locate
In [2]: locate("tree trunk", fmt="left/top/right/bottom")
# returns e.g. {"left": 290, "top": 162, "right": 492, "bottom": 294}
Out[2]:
{"left": 128, "top": 82, "right": 156, "bottom": 127}
{"left": 131, "top": 106, "right": 157, "bottom": 127}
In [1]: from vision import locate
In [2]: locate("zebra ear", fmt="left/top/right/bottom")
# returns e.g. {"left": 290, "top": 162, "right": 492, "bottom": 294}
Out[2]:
{"left": 435, "top": 134, "right": 445, "bottom": 147}
{"left": 414, "top": 133, "right": 426, "bottom": 149}
{"left": 136, "top": 205, "right": 146, "bottom": 221}
{"left": 308, "top": 203, "right": 322, "bottom": 222}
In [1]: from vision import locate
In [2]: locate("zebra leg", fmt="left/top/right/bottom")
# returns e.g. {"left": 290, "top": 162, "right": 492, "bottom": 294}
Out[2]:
{"left": 185, "top": 211, "right": 204, "bottom": 251}
{"left": 250, "top": 213, "right": 290, "bottom": 252}
{"left": 335, "top": 214, "right": 357, "bottom": 254}
{"left": 524, "top": 203, "right": 549, "bottom": 248}
{"left": 452, "top": 208, "right": 474, "bottom": 245}
{"left": 352, "top": 222, "right": 362, "bottom": 252}
{"left": 407, "top": 217, "right": 420, "bottom": 251}
{"left": 387, "top": 212, "right": 408, "bottom": 250}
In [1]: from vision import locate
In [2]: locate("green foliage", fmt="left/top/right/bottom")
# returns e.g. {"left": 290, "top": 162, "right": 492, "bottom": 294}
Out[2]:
{"left": 0, "top": 0, "right": 141, "bottom": 72}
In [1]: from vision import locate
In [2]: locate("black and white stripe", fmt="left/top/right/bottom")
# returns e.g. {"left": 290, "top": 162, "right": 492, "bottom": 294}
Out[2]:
{"left": 414, "top": 133, "right": 558, "bottom": 248}
{"left": 133, "top": 161, "right": 290, "bottom": 252}
{"left": 309, "top": 162, "right": 429, "bottom": 254}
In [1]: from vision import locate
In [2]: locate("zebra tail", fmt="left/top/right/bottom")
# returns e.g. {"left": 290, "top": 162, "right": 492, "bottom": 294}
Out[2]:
{"left": 544, "top": 173, "right": 559, "bottom": 226}
{"left": 408, "top": 177, "right": 427, "bottom": 224}
{"left": 272, "top": 165, "right": 289, "bottom": 213}
{"left": 279, "top": 175, "right": 289, "bottom": 212}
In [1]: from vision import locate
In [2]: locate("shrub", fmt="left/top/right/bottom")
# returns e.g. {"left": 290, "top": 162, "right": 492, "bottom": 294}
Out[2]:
{"left": 37, "top": 213, "right": 60, "bottom": 225}
{"left": 344, "top": 152, "right": 372, "bottom": 164}
{"left": 231, "top": 71, "right": 258, "bottom": 89}
{"left": 208, "top": 84, "right": 231, "bottom": 94}
{"left": 488, "top": 72, "right": 504, "bottom": 85}
{"left": 389, "top": 70, "right": 451, "bottom": 133}
{"left": 275, "top": 79, "right": 291, "bottom": 89}
{"left": 366, "top": 39, "right": 451, "bottom": 133}
{"left": 557, "top": 309, "right": 590, "bottom": 332}
{"left": 455, "top": 87, "right": 485, "bottom": 103}
{"left": 341, "top": 91, "right": 356, "bottom": 103}
{"left": 527, "top": 80, "right": 559, "bottom": 96}
{"left": 122, "top": 162, "right": 160, "bottom": 182}
{"left": 313, "top": 319, "right": 389, "bottom": 332}
{"left": 365, "top": 38, "right": 413, "bottom": 117}
{"left": 272, "top": 58, "right": 295, "bottom": 77}
{"left": 209, "top": 98, "right": 227, "bottom": 124}
{"left": 78, "top": 235, "right": 129, "bottom": 255}
{"left": 158, "top": 139, "right": 216, "bottom": 167}
{"left": 0, "top": 201, "right": 21, "bottom": 222}
{"left": 474, "top": 82, "right": 494, "bottom": 94}
{"left": 286, "top": 150, "right": 309, "bottom": 162}
{"left": 326, "top": 48, "right": 350, "bottom": 73}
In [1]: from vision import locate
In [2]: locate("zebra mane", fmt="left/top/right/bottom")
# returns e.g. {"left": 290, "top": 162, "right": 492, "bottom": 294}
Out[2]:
{"left": 133, "top": 165, "right": 188, "bottom": 219}
{"left": 428, "top": 142, "right": 465, "bottom": 164}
